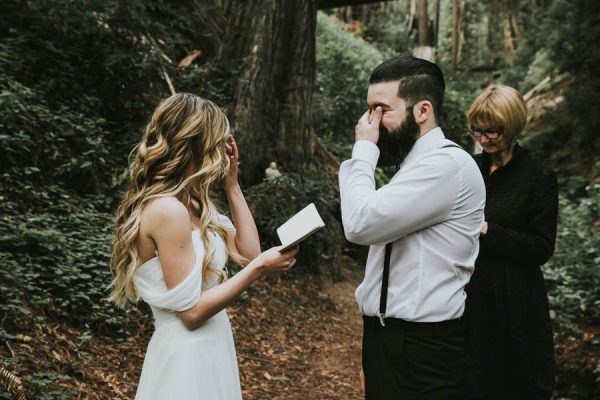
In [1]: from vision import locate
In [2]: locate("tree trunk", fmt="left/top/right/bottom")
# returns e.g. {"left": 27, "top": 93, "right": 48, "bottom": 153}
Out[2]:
{"left": 218, "top": 1, "right": 319, "bottom": 186}
{"left": 503, "top": 15, "right": 516, "bottom": 64}
{"left": 487, "top": 0, "right": 503, "bottom": 64}
{"left": 407, "top": 0, "right": 417, "bottom": 30}
{"left": 215, "top": 1, "right": 344, "bottom": 278}
{"left": 451, "top": 0, "right": 465, "bottom": 70}
{"left": 451, "top": 0, "right": 459, "bottom": 70}
{"left": 431, "top": 0, "right": 440, "bottom": 46}
{"left": 417, "top": 0, "right": 428, "bottom": 46}
{"left": 412, "top": 0, "right": 436, "bottom": 61}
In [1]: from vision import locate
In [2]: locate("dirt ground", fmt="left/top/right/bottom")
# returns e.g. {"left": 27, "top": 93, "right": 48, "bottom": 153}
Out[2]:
{"left": 1, "top": 258, "right": 366, "bottom": 399}
{"left": 231, "top": 261, "right": 365, "bottom": 400}
{"left": 3, "top": 257, "right": 597, "bottom": 399}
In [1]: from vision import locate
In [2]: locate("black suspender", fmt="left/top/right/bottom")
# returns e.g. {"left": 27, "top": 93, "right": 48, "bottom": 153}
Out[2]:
{"left": 377, "top": 142, "right": 462, "bottom": 327}
{"left": 378, "top": 242, "right": 393, "bottom": 326}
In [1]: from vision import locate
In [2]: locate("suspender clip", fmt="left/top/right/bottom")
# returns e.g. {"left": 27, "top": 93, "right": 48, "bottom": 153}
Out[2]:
{"left": 378, "top": 312, "right": 386, "bottom": 327}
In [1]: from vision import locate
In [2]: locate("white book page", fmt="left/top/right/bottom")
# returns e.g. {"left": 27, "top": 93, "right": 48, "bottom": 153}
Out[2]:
{"left": 276, "top": 203, "right": 325, "bottom": 252}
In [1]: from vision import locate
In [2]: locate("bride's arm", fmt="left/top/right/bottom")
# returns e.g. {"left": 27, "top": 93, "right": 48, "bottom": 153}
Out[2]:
{"left": 144, "top": 196, "right": 298, "bottom": 331}
{"left": 178, "top": 246, "right": 297, "bottom": 330}
{"left": 223, "top": 134, "right": 261, "bottom": 260}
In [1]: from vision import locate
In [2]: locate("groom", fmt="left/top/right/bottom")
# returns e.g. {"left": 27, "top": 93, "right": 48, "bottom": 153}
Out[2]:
{"left": 339, "top": 55, "right": 485, "bottom": 399}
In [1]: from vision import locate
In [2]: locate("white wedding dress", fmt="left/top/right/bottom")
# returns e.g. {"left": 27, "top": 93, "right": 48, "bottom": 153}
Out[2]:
{"left": 133, "top": 216, "right": 242, "bottom": 400}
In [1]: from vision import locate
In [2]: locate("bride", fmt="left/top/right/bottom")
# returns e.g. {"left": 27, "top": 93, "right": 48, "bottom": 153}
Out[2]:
{"left": 109, "top": 93, "right": 299, "bottom": 399}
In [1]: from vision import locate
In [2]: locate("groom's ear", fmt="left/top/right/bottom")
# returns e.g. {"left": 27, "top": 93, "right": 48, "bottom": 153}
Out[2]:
{"left": 412, "top": 101, "right": 432, "bottom": 124}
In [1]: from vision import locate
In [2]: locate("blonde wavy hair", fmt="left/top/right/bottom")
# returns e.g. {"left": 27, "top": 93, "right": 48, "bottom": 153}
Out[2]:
{"left": 467, "top": 84, "right": 528, "bottom": 141}
{"left": 109, "top": 93, "right": 246, "bottom": 308}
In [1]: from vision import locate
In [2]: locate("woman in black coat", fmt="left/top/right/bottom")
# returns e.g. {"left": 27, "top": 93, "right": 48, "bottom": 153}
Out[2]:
{"left": 465, "top": 85, "right": 558, "bottom": 400}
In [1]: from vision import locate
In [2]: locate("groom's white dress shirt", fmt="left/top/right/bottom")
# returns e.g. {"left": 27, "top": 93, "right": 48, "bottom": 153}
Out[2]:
{"left": 339, "top": 127, "right": 486, "bottom": 322}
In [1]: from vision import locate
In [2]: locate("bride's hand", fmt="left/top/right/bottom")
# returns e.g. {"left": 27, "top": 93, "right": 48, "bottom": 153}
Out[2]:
{"left": 223, "top": 134, "right": 240, "bottom": 193}
{"left": 255, "top": 246, "right": 299, "bottom": 276}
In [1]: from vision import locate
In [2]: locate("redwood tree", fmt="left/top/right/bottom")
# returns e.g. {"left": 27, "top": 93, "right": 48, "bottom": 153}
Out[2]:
{"left": 216, "top": 0, "right": 320, "bottom": 186}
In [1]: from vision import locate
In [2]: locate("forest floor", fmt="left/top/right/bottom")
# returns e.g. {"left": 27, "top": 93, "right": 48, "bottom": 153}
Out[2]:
{"left": 1, "top": 256, "right": 366, "bottom": 399}
{"left": 231, "top": 257, "right": 365, "bottom": 400}
{"left": 2, "top": 255, "right": 598, "bottom": 399}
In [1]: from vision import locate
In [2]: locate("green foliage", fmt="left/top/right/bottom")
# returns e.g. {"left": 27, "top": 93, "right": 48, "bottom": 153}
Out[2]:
{"left": 0, "top": 76, "right": 111, "bottom": 195}
{"left": 314, "top": 12, "right": 384, "bottom": 147}
{"left": 522, "top": 48, "right": 556, "bottom": 92}
{"left": 502, "top": 0, "right": 600, "bottom": 155}
{"left": 547, "top": 0, "right": 600, "bottom": 155}
{"left": 545, "top": 182, "right": 600, "bottom": 328}
{"left": 360, "top": 2, "right": 411, "bottom": 56}
{"left": 244, "top": 173, "right": 342, "bottom": 279}
{"left": 437, "top": 1, "right": 489, "bottom": 70}
{"left": 441, "top": 83, "right": 477, "bottom": 150}
{"left": 0, "top": 0, "right": 231, "bottom": 201}
{"left": 314, "top": 8, "right": 479, "bottom": 153}
{"left": 26, "top": 373, "right": 77, "bottom": 400}
{"left": 0, "top": 0, "right": 229, "bottom": 340}
{"left": 0, "top": 185, "right": 141, "bottom": 338}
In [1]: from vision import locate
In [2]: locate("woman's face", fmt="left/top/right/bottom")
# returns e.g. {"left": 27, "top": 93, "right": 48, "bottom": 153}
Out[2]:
{"left": 469, "top": 124, "right": 509, "bottom": 155}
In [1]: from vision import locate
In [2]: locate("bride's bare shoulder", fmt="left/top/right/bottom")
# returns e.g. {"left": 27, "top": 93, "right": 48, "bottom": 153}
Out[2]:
{"left": 140, "top": 197, "right": 191, "bottom": 236}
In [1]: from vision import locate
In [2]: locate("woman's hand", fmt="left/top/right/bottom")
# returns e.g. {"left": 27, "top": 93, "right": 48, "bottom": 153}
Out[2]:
{"left": 178, "top": 245, "right": 299, "bottom": 330}
{"left": 254, "top": 246, "right": 299, "bottom": 276}
{"left": 223, "top": 134, "right": 240, "bottom": 193}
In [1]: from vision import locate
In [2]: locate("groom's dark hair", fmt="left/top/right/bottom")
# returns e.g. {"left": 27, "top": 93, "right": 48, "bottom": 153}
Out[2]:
{"left": 369, "top": 56, "right": 445, "bottom": 122}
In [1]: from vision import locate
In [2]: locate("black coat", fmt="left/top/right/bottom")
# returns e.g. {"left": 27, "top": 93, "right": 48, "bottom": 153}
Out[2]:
{"left": 466, "top": 143, "right": 558, "bottom": 400}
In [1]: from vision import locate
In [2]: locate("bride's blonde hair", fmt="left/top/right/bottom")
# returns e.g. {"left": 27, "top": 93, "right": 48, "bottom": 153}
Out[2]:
{"left": 109, "top": 93, "right": 246, "bottom": 308}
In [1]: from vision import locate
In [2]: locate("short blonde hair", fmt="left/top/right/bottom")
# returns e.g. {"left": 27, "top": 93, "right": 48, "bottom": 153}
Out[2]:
{"left": 467, "top": 85, "right": 527, "bottom": 141}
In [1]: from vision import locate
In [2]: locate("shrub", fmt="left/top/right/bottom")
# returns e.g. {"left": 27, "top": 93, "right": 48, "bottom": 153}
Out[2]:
{"left": 243, "top": 173, "right": 343, "bottom": 279}
{"left": 314, "top": 11, "right": 384, "bottom": 157}
{"left": 360, "top": 2, "right": 411, "bottom": 56}
{"left": 0, "top": 186, "right": 137, "bottom": 339}
{"left": 545, "top": 181, "right": 600, "bottom": 328}
{"left": 0, "top": 77, "right": 111, "bottom": 196}
{"left": 440, "top": 83, "right": 476, "bottom": 150}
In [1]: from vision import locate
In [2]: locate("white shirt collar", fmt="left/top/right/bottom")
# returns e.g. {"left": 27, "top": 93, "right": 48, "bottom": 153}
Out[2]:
{"left": 401, "top": 126, "right": 445, "bottom": 167}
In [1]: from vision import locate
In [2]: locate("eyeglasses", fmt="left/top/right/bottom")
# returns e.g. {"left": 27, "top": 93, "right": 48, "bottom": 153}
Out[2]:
{"left": 467, "top": 126, "right": 503, "bottom": 140}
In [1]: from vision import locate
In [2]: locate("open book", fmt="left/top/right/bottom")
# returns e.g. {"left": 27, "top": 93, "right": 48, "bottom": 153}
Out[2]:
{"left": 277, "top": 203, "right": 325, "bottom": 252}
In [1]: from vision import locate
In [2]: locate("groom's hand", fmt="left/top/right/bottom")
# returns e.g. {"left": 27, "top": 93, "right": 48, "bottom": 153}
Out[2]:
{"left": 355, "top": 106, "right": 382, "bottom": 144}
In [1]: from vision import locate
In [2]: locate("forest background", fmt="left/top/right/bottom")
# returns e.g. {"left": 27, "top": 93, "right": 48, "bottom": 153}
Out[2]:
{"left": 0, "top": 0, "right": 599, "bottom": 399}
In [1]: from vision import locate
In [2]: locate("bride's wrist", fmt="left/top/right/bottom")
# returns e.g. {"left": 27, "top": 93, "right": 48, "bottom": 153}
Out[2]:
{"left": 224, "top": 183, "right": 242, "bottom": 196}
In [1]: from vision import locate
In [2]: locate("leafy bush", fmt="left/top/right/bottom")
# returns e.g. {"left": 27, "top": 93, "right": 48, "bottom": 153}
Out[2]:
{"left": 553, "top": 0, "right": 600, "bottom": 156}
{"left": 314, "top": 12, "right": 384, "bottom": 151}
{"left": 0, "top": 76, "right": 111, "bottom": 195}
{"left": 545, "top": 182, "right": 600, "bottom": 328}
{"left": 360, "top": 2, "right": 411, "bottom": 56}
{"left": 244, "top": 173, "right": 343, "bottom": 279}
{"left": 0, "top": 0, "right": 231, "bottom": 339}
{"left": 0, "top": 0, "right": 231, "bottom": 200}
{"left": 522, "top": 48, "right": 556, "bottom": 92}
{"left": 440, "top": 83, "right": 477, "bottom": 150}
{"left": 315, "top": 10, "right": 480, "bottom": 155}
{"left": 503, "top": 0, "right": 600, "bottom": 155}
{"left": 0, "top": 186, "right": 139, "bottom": 338}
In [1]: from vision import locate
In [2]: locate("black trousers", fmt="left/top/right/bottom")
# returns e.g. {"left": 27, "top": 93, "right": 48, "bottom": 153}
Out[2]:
{"left": 362, "top": 316, "right": 468, "bottom": 400}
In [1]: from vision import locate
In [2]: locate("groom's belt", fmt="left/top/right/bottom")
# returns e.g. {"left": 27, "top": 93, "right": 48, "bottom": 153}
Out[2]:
{"left": 362, "top": 315, "right": 462, "bottom": 335}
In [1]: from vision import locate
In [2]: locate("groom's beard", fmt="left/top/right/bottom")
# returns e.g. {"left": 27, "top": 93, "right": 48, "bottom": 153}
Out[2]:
{"left": 376, "top": 112, "right": 420, "bottom": 168}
